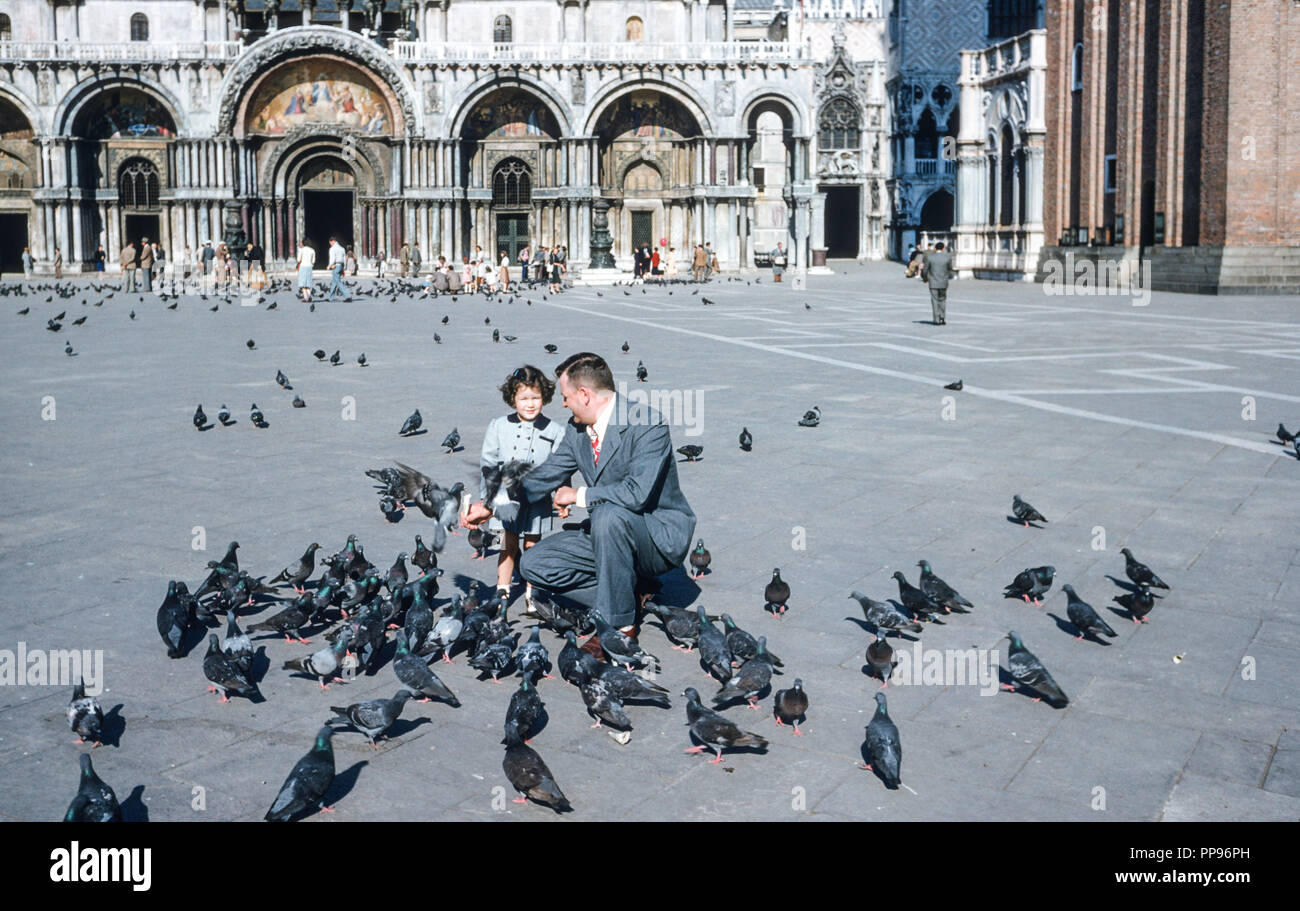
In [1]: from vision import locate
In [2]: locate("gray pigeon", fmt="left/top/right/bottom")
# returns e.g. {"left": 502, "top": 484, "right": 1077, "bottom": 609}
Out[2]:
{"left": 222, "top": 610, "right": 253, "bottom": 680}
{"left": 682, "top": 687, "right": 768, "bottom": 763}
{"left": 721, "top": 614, "right": 784, "bottom": 666}
{"left": 592, "top": 613, "right": 659, "bottom": 670}
{"left": 1003, "top": 630, "right": 1069, "bottom": 707}
{"left": 1012, "top": 494, "right": 1047, "bottom": 527}
{"left": 67, "top": 677, "right": 104, "bottom": 746}
{"left": 861, "top": 691, "right": 902, "bottom": 789}
{"left": 1063, "top": 585, "right": 1117, "bottom": 641}
{"left": 503, "top": 676, "right": 544, "bottom": 742}
{"left": 866, "top": 633, "right": 895, "bottom": 686}
{"left": 1121, "top": 548, "right": 1170, "bottom": 590}
{"left": 848, "top": 590, "right": 923, "bottom": 634}
{"left": 265, "top": 726, "right": 336, "bottom": 822}
{"left": 696, "top": 606, "right": 734, "bottom": 683}
{"left": 157, "top": 579, "right": 193, "bottom": 658}
{"left": 283, "top": 633, "right": 350, "bottom": 689}
{"left": 579, "top": 652, "right": 670, "bottom": 706}
{"left": 502, "top": 726, "right": 571, "bottom": 812}
{"left": 1003, "top": 566, "right": 1055, "bottom": 605}
{"left": 203, "top": 633, "right": 256, "bottom": 701}
{"left": 713, "top": 636, "right": 774, "bottom": 708}
{"left": 644, "top": 602, "right": 706, "bottom": 650}
{"left": 516, "top": 626, "right": 553, "bottom": 681}
{"left": 64, "top": 753, "right": 121, "bottom": 822}
{"left": 577, "top": 661, "right": 632, "bottom": 730}
{"left": 393, "top": 631, "right": 460, "bottom": 706}
{"left": 329, "top": 690, "right": 414, "bottom": 747}
{"left": 422, "top": 597, "right": 465, "bottom": 661}
{"left": 917, "top": 560, "right": 974, "bottom": 612}
{"left": 1114, "top": 583, "right": 1156, "bottom": 624}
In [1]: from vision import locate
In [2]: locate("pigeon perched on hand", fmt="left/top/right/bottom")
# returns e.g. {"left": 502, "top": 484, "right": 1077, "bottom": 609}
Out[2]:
{"left": 1063, "top": 585, "right": 1117, "bottom": 642}
{"left": 1002, "top": 630, "right": 1069, "bottom": 707}
{"left": 264, "top": 726, "right": 336, "bottom": 822}
{"left": 1012, "top": 494, "right": 1047, "bottom": 527}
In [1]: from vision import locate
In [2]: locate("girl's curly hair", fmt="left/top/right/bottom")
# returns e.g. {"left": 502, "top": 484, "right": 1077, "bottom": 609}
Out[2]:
{"left": 500, "top": 364, "right": 555, "bottom": 406}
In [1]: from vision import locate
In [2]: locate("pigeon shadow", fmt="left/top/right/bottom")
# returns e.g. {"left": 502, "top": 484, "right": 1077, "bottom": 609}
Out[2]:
{"left": 251, "top": 647, "right": 271, "bottom": 685}
{"left": 654, "top": 567, "right": 699, "bottom": 610}
{"left": 120, "top": 785, "right": 149, "bottom": 822}
{"left": 860, "top": 662, "right": 893, "bottom": 684}
{"left": 713, "top": 683, "right": 772, "bottom": 711}
{"left": 1105, "top": 574, "right": 1142, "bottom": 594}
{"left": 1046, "top": 612, "right": 1081, "bottom": 638}
{"left": 317, "top": 760, "right": 369, "bottom": 814}
{"left": 100, "top": 704, "right": 126, "bottom": 748}
{"left": 401, "top": 429, "right": 429, "bottom": 437}
{"left": 197, "top": 423, "right": 214, "bottom": 431}
{"left": 380, "top": 716, "right": 433, "bottom": 741}
{"left": 1107, "top": 603, "right": 1146, "bottom": 625}
{"left": 1006, "top": 515, "right": 1044, "bottom": 528}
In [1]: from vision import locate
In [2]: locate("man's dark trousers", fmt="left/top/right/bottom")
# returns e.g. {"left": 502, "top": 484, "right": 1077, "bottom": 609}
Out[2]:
{"left": 518, "top": 399, "right": 695, "bottom": 628}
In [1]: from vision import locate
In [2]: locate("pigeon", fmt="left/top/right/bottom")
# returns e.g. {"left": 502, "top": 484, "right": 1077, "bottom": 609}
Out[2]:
{"left": 222, "top": 610, "right": 254, "bottom": 679}
{"left": 292, "top": 395, "right": 306, "bottom": 408}
{"left": 636, "top": 360, "right": 648, "bottom": 382}
{"left": 276, "top": 369, "right": 291, "bottom": 389}
{"left": 944, "top": 379, "right": 963, "bottom": 391}
{"left": 892, "top": 571, "right": 945, "bottom": 620}
{"left": 129, "top": 310, "right": 135, "bottom": 320}
{"left": 530, "top": 589, "right": 594, "bottom": 636}
{"left": 1002, "top": 630, "right": 1069, "bottom": 706}
{"left": 329, "top": 690, "right": 414, "bottom": 747}
{"left": 516, "top": 627, "right": 552, "bottom": 681}
{"left": 713, "top": 637, "right": 774, "bottom": 709}
{"left": 688, "top": 540, "right": 711, "bottom": 578}
{"left": 469, "top": 526, "right": 495, "bottom": 560}
{"left": 394, "top": 631, "right": 460, "bottom": 706}
{"left": 67, "top": 678, "right": 104, "bottom": 746}
{"left": 697, "top": 606, "right": 734, "bottom": 683}
{"left": 403, "top": 586, "right": 435, "bottom": 655}
{"left": 504, "top": 676, "right": 544, "bottom": 741}
{"left": 773, "top": 679, "right": 808, "bottom": 733}
{"left": 579, "top": 652, "right": 670, "bottom": 706}
{"left": 798, "top": 406, "right": 821, "bottom": 427}
{"left": 468, "top": 634, "right": 517, "bottom": 682}
{"left": 682, "top": 687, "right": 768, "bottom": 764}
{"left": 203, "top": 634, "right": 256, "bottom": 702}
{"left": 644, "top": 602, "right": 706, "bottom": 651}
{"left": 621, "top": 341, "right": 630, "bottom": 352}
{"left": 917, "top": 560, "right": 974, "bottom": 612}
{"left": 544, "top": 344, "right": 558, "bottom": 354}
{"left": 1012, "top": 494, "right": 1047, "bottom": 527}
{"left": 441, "top": 427, "right": 460, "bottom": 453}
{"left": 250, "top": 403, "right": 265, "bottom": 427}
{"left": 248, "top": 595, "right": 314, "bottom": 644}
{"left": 356, "top": 352, "right": 367, "bottom": 366}
{"left": 400, "top": 409, "right": 423, "bottom": 436}
{"left": 1063, "top": 585, "right": 1117, "bottom": 641}
{"left": 1277, "top": 423, "right": 1296, "bottom": 445}
{"left": 64, "top": 343, "right": 75, "bottom": 355}
{"left": 739, "top": 427, "right": 752, "bottom": 451}
{"left": 764, "top": 568, "right": 791, "bottom": 617}
{"left": 575, "top": 661, "right": 632, "bottom": 729}
{"left": 720, "top": 614, "right": 782, "bottom": 666}
{"left": 314, "top": 349, "right": 327, "bottom": 360}
{"left": 17, "top": 307, "right": 28, "bottom": 315}
{"left": 502, "top": 726, "right": 571, "bottom": 811}
{"left": 1121, "top": 547, "right": 1170, "bottom": 590}
{"left": 46, "top": 319, "right": 62, "bottom": 331}
{"left": 592, "top": 613, "right": 659, "bottom": 670}
{"left": 1003, "top": 566, "right": 1055, "bottom": 605}
{"left": 861, "top": 691, "right": 902, "bottom": 788}
{"left": 866, "top": 632, "right": 895, "bottom": 686}
{"left": 558, "top": 630, "right": 584, "bottom": 685}
{"left": 265, "top": 726, "right": 336, "bottom": 821}
{"left": 411, "top": 535, "right": 437, "bottom": 574}
{"left": 441, "top": 315, "right": 450, "bottom": 324}
{"left": 64, "top": 754, "right": 121, "bottom": 822}
{"left": 283, "top": 634, "right": 350, "bottom": 688}
{"left": 1114, "top": 582, "right": 1156, "bottom": 624}
{"left": 848, "top": 590, "right": 923, "bottom": 635}
{"left": 329, "top": 349, "right": 341, "bottom": 365}
{"left": 157, "top": 580, "right": 194, "bottom": 658}
{"left": 193, "top": 404, "right": 207, "bottom": 430}
{"left": 492, "top": 328, "right": 500, "bottom": 342}
{"left": 246, "top": 338, "right": 256, "bottom": 349}
{"left": 422, "top": 598, "right": 465, "bottom": 662}
{"left": 677, "top": 444, "right": 703, "bottom": 462}
{"left": 701, "top": 296, "right": 714, "bottom": 305}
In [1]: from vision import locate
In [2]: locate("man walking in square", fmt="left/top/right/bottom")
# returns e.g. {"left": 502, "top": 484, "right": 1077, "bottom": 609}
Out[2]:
{"left": 327, "top": 237, "right": 349, "bottom": 301}
{"left": 410, "top": 242, "right": 422, "bottom": 278}
{"left": 920, "top": 241, "right": 953, "bottom": 325}
{"left": 691, "top": 244, "right": 706, "bottom": 282}
{"left": 22, "top": 246, "right": 34, "bottom": 279}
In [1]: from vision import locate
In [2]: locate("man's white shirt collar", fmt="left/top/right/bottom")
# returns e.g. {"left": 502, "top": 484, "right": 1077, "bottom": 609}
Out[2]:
{"left": 588, "top": 393, "right": 616, "bottom": 442}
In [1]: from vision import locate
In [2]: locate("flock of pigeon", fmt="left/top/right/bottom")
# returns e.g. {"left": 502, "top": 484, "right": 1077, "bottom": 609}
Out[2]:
{"left": 10, "top": 271, "right": 1238, "bottom": 820}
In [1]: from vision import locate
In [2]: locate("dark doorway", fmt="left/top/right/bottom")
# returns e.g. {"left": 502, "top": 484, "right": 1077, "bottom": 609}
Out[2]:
{"left": 631, "top": 211, "right": 653, "bottom": 251}
{"left": 496, "top": 213, "right": 528, "bottom": 262}
{"left": 301, "top": 190, "right": 354, "bottom": 264}
{"left": 920, "top": 190, "right": 954, "bottom": 234}
{"left": 0, "top": 213, "right": 28, "bottom": 272}
{"left": 823, "top": 186, "right": 860, "bottom": 257}
{"left": 124, "top": 214, "right": 159, "bottom": 250}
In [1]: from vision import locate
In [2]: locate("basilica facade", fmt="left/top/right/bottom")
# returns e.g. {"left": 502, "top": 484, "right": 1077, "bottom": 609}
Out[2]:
{"left": 0, "top": 0, "right": 855, "bottom": 276}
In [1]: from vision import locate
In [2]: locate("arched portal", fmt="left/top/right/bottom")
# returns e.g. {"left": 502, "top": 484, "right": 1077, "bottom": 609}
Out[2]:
{"left": 920, "top": 189, "right": 954, "bottom": 236}
{"left": 0, "top": 94, "right": 35, "bottom": 272}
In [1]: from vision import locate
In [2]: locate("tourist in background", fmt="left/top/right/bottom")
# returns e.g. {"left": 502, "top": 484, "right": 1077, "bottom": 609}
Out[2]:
{"left": 499, "top": 249, "right": 510, "bottom": 292}
{"left": 94, "top": 244, "right": 106, "bottom": 272}
{"left": 327, "top": 237, "right": 349, "bottom": 301}
{"left": 139, "top": 237, "right": 154, "bottom": 291}
{"left": 770, "top": 242, "right": 786, "bottom": 282}
{"left": 375, "top": 247, "right": 386, "bottom": 278}
{"left": 120, "top": 241, "right": 137, "bottom": 291}
{"left": 297, "top": 238, "right": 316, "bottom": 302}
{"left": 53, "top": 246, "right": 63, "bottom": 279}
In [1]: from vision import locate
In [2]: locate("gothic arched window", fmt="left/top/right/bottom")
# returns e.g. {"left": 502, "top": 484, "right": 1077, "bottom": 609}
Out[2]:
{"left": 818, "top": 97, "right": 860, "bottom": 150}
{"left": 119, "top": 159, "right": 160, "bottom": 209}
{"left": 0, "top": 13, "right": 12, "bottom": 42}
{"left": 493, "top": 15, "right": 512, "bottom": 43}
{"left": 1072, "top": 42, "right": 1084, "bottom": 90}
{"left": 492, "top": 159, "right": 531, "bottom": 208}
{"left": 625, "top": 17, "right": 643, "bottom": 41}
{"left": 130, "top": 13, "right": 149, "bottom": 42}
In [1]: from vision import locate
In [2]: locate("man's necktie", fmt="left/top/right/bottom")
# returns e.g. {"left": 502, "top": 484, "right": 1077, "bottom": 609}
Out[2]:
{"left": 591, "top": 433, "right": 600, "bottom": 467}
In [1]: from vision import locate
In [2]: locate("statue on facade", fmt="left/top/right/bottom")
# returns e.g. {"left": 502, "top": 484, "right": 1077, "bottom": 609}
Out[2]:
{"left": 400, "top": 0, "right": 418, "bottom": 37}
{"left": 364, "top": 0, "right": 383, "bottom": 35}
{"left": 265, "top": 0, "right": 280, "bottom": 31}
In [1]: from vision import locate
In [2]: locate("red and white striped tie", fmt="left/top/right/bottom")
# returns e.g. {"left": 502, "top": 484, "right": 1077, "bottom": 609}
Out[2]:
{"left": 591, "top": 433, "right": 600, "bottom": 467}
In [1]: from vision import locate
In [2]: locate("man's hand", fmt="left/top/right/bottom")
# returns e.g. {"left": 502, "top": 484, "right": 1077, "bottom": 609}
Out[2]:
{"left": 461, "top": 501, "right": 492, "bottom": 528}
{"left": 552, "top": 486, "right": 578, "bottom": 508}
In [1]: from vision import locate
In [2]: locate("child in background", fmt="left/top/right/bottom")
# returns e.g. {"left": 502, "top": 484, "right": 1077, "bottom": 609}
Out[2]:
{"left": 478, "top": 365, "right": 567, "bottom": 608}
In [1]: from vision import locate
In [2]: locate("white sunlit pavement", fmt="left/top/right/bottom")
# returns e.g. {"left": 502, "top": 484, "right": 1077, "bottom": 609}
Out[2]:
{"left": 0, "top": 261, "right": 1297, "bottom": 820}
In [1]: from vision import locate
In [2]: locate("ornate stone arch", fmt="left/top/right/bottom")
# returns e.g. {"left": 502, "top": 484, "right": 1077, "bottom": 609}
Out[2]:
{"left": 448, "top": 74, "right": 574, "bottom": 139}
{"left": 741, "top": 92, "right": 806, "bottom": 136}
{"left": 218, "top": 27, "right": 419, "bottom": 137}
{"left": 55, "top": 75, "right": 188, "bottom": 138}
{"left": 259, "top": 127, "right": 386, "bottom": 198}
{"left": 582, "top": 78, "right": 712, "bottom": 137}
{"left": 615, "top": 156, "right": 665, "bottom": 190}
{"left": 0, "top": 83, "right": 44, "bottom": 137}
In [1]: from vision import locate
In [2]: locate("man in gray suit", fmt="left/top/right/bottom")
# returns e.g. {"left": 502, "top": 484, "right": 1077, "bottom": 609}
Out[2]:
{"left": 920, "top": 241, "right": 953, "bottom": 325}
{"left": 462, "top": 352, "right": 696, "bottom": 631}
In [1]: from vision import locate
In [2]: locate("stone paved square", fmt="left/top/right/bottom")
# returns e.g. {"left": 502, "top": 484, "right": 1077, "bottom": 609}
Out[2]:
{"left": 1, "top": 263, "right": 1297, "bottom": 821}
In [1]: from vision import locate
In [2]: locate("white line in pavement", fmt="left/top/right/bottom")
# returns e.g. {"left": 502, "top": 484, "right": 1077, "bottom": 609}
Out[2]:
{"left": 541, "top": 298, "right": 1284, "bottom": 456}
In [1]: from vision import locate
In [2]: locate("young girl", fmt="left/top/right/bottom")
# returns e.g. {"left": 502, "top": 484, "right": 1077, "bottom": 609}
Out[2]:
{"left": 478, "top": 366, "right": 566, "bottom": 608}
